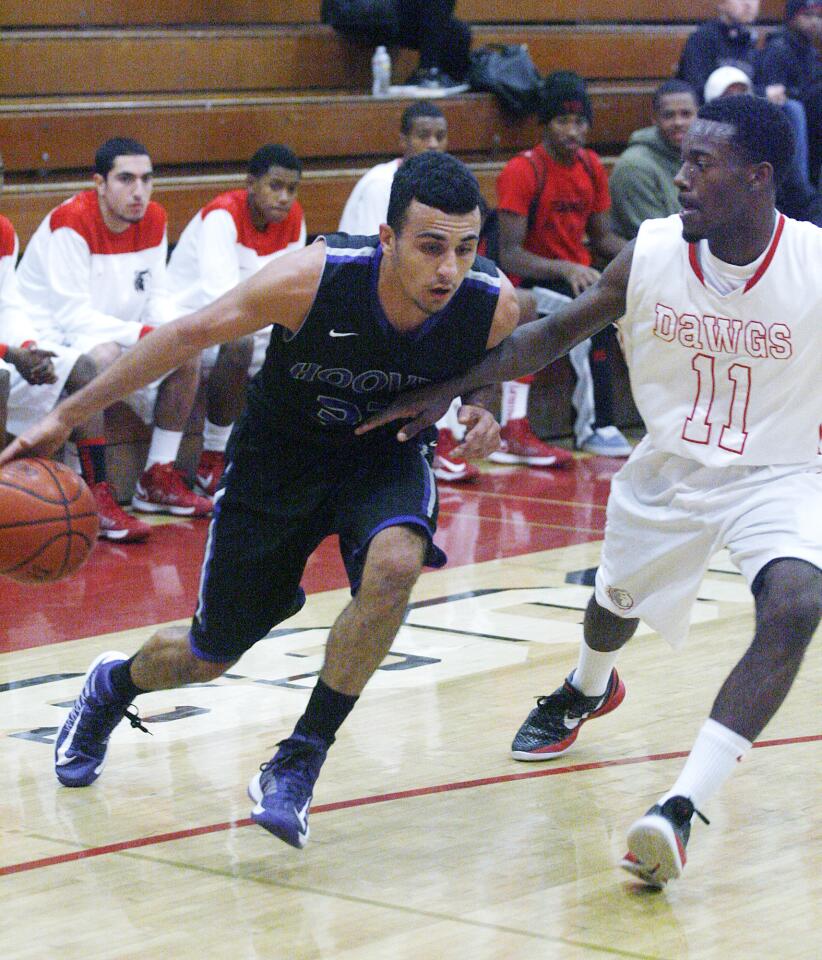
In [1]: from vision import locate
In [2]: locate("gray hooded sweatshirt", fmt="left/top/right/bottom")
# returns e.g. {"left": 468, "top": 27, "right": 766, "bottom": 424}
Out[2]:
{"left": 608, "top": 126, "right": 682, "bottom": 240}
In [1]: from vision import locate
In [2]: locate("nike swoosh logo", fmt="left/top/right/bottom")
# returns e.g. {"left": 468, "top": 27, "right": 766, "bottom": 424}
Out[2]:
{"left": 563, "top": 714, "right": 582, "bottom": 730}
{"left": 329, "top": 329, "right": 358, "bottom": 338}
{"left": 294, "top": 798, "right": 311, "bottom": 833}
{"left": 55, "top": 707, "right": 83, "bottom": 765}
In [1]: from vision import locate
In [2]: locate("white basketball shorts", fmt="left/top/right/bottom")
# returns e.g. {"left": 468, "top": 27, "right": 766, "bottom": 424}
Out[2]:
{"left": 595, "top": 436, "right": 822, "bottom": 648}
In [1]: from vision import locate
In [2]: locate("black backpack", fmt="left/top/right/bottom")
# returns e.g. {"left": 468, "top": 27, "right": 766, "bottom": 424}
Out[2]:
{"left": 468, "top": 44, "right": 543, "bottom": 118}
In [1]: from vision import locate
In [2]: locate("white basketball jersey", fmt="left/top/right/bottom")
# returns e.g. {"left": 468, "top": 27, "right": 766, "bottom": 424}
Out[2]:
{"left": 621, "top": 214, "right": 821, "bottom": 467}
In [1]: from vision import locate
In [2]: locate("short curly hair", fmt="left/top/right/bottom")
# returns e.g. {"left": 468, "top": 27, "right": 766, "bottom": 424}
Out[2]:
{"left": 400, "top": 100, "right": 445, "bottom": 135}
{"left": 248, "top": 144, "right": 301, "bottom": 177}
{"left": 386, "top": 151, "right": 480, "bottom": 232}
{"left": 697, "top": 96, "right": 795, "bottom": 186}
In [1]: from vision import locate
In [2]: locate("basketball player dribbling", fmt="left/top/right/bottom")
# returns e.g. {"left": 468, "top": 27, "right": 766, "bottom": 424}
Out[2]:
{"left": 0, "top": 152, "right": 521, "bottom": 851}
{"left": 360, "top": 95, "right": 822, "bottom": 886}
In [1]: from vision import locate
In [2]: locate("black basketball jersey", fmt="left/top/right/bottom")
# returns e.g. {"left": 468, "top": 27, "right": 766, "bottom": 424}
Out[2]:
{"left": 244, "top": 233, "right": 502, "bottom": 443}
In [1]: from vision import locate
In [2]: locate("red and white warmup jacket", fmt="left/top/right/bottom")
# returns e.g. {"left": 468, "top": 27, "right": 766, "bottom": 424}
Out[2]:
{"left": 16, "top": 190, "right": 178, "bottom": 353}
{"left": 0, "top": 215, "right": 37, "bottom": 355}
{"left": 167, "top": 189, "right": 306, "bottom": 312}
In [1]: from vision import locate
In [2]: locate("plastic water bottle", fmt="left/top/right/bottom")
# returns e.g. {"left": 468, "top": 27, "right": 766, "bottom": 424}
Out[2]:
{"left": 371, "top": 45, "right": 391, "bottom": 98}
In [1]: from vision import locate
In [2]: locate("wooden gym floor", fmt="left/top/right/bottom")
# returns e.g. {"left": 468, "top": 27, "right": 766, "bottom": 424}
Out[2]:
{"left": 1, "top": 451, "right": 820, "bottom": 959}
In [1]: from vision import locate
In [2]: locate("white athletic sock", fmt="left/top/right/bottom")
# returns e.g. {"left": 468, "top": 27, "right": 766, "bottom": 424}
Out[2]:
{"left": 144, "top": 427, "right": 183, "bottom": 470}
{"left": 63, "top": 443, "right": 81, "bottom": 475}
{"left": 659, "top": 718, "right": 752, "bottom": 811}
{"left": 570, "top": 640, "right": 620, "bottom": 697}
{"left": 500, "top": 380, "right": 529, "bottom": 426}
{"left": 202, "top": 418, "right": 233, "bottom": 453}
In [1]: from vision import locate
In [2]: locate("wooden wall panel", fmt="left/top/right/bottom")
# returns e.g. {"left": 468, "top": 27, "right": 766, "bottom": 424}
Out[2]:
{"left": 0, "top": 0, "right": 783, "bottom": 27}
{"left": 0, "top": 26, "right": 688, "bottom": 96}
{"left": 2, "top": 164, "right": 508, "bottom": 247}
{"left": 0, "top": 88, "right": 648, "bottom": 175}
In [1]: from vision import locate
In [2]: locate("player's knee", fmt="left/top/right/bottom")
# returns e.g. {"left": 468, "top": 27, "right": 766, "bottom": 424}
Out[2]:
{"left": 585, "top": 593, "right": 638, "bottom": 641}
{"left": 365, "top": 537, "right": 425, "bottom": 598}
{"left": 218, "top": 336, "right": 253, "bottom": 371}
{"left": 772, "top": 582, "right": 822, "bottom": 643}
{"left": 65, "top": 353, "right": 98, "bottom": 391}
{"left": 87, "top": 341, "right": 122, "bottom": 372}
{"left": 755, "top": 560, "right": 822, "bottom": 641}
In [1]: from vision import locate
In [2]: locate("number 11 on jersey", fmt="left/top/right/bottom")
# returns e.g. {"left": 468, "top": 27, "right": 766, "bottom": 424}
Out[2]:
{"left": 683, "top": 353, "right": 751, "bottom": 454}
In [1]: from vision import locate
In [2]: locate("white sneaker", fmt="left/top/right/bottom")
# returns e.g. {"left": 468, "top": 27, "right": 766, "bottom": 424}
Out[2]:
{"left": 579, "top": 426, "right": 633, "bottom": 458}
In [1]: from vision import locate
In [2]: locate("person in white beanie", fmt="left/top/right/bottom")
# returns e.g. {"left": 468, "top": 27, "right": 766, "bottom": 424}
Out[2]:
{"left": 703, "top": 64, "right": 753, "bottom": 101}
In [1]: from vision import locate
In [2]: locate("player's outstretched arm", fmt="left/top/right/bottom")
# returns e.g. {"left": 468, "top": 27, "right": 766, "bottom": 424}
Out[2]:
{"left": 0, "top": 243, "right": 326, "bottom": 466}
{"left": 357, "top": 242, "right": 634, "bottom": 441}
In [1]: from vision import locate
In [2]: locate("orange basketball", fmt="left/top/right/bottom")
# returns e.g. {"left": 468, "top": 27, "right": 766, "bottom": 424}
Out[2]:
{"left": 0, "top": 457, "right": 99, "bottom": 583}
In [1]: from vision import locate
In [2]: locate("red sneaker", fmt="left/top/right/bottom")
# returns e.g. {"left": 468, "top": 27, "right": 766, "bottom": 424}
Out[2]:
{"left": 131, "top": 462, "right": 213, "bottom": 516}
{"left": 92, "top": 481, "right": 151, "bottom": 543}
{"left": 487, "top": 418, "right": 574, "bottom": 468}
{"left": 433, "top": 428, "right": 480, "bottom": 483}
{"left": 195, "top": 449, "right": 225, "bottom": 497}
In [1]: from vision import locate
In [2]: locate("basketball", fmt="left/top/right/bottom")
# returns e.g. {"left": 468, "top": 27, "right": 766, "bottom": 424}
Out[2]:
{"left": 0, "top": 457, "right": 99, "bottom": 584}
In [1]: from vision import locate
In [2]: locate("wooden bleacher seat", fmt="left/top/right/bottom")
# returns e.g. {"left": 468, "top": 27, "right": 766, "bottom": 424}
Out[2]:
{"left": 0, "top": 0, "right": 783, "bottom": 28}
{"left": 2, "top": 24, "right": 691, "bottom": 97}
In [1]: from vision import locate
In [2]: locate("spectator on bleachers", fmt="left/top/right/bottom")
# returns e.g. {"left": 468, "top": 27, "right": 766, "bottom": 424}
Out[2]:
{"left": 677, "top": 0, "right": 761, "bottom": 101}
{"left": 339, "top": 101, "right": 447, "bottom": 234}
{"left": 167, "top": 144, "right": 306, "bottom": 497}
{"left": 758, "top": 0, "right": 822, "bottom": 186}
{"left": 609, "top": 79, "right": 699, "bottom": 240}
{"left": 805, "top": 80, "right": 822, "bottom": 189}
{"left": 678, "top": 0, "right": 819, "bottom": 219}
{"left": 703, "top": 63, "right": 822, "bottom": 221}
{"left": 339, "top": 101, "right": 483, "bottom": 482}
{"left": 324, "top": 0, "right": 471, "bottom": 91}
{"left": 494, "top": 71, "right": 633, "bottom": 460}
{"left": 0, "top": 196, "right": 143, "bottom": 539}
{"left": 15, "top": 137, "right": 212, "bottom": 535}
{"left": 703, "top": 63, "right": 756, "bottom": 99}
{"left": 396, "top": 0, "right": 471, "bottom": 90}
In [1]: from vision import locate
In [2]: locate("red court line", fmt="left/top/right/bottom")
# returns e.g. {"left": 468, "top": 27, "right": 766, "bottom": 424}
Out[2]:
{"left": 4, "top": 733, "right": 820, "bottom": 878}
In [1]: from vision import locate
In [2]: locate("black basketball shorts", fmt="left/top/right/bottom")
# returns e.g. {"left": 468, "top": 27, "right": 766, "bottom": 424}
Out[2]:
{"left": 188, "top": 436, "right": 446, "bottom": 663}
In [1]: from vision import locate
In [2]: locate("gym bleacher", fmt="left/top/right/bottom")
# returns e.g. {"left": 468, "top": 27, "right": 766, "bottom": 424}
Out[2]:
{"left": 1, "top": 1, "right": 781, "bottom": 244}
{"left": 0, "top": 1, "right": 782, "bottom": 496}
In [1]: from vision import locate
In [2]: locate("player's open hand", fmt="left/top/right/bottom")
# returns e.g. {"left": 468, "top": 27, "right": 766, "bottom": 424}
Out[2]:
{"left": 449, "top": 405, "right": 500, "bottom": 460}
{"left": 355, "top": 383, "right": 455, "bottom": 442}
{"left": 0, "top": 411, "right": 72, "bottom": 466}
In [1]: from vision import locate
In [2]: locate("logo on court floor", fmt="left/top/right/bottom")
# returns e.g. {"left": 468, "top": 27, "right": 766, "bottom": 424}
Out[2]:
{"left": 607, "top": 586, "right": 635, "bottom": 610}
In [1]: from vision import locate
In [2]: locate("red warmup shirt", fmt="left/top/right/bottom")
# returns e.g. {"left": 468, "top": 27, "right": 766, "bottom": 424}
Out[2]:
{"left": 495, "top": 143, "right": 611, "bottom": 280}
